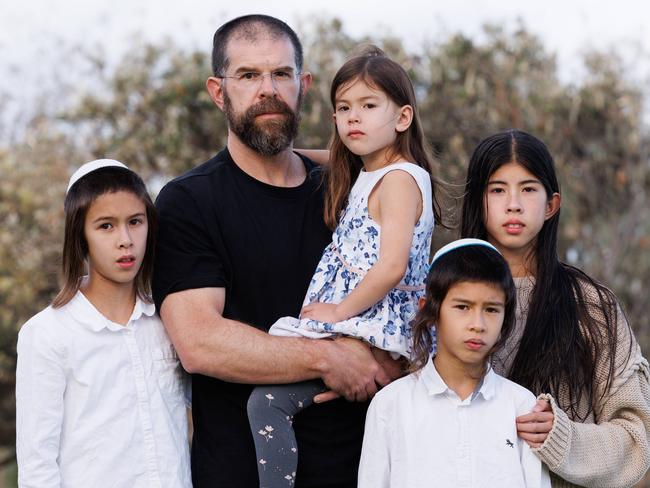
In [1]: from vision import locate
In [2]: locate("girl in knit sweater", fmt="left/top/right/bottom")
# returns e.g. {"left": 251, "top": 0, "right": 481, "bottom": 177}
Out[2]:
{"left": 460, "top": 129, "right": 650, "bottom": 487}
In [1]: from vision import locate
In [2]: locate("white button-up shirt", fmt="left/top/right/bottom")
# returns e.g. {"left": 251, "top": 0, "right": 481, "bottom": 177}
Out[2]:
{"left": 16, "top": 291, "right": 191, "bottom": 488}
{"left": 358, "top": 359, "right": 550, "bottom": 488}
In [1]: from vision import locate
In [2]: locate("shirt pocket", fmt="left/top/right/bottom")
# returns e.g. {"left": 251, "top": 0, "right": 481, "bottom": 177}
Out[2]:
{"left": 151, "top": 344, "right": 187, "bottom": 403}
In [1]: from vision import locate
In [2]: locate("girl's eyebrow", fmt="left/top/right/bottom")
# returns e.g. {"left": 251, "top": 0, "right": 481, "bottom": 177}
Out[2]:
{"left": 487, "top": 179, "right": 541, "bottom": 185}
{"left": 91, "top": 212, "right": 145, "bottom": 224}
{"left": 335, "top": 94, "right": 381, "bottom": 104}
{"left": 90, "top": 215, "right": 115, "bottom": 223}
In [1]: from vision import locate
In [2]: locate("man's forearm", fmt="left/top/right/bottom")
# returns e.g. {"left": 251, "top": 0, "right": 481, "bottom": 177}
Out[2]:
{"left": 160, "top": 287, "right": 390, "bottom": 401}
{"left": 161, "top": 295, "right": 327, "bottom": 383}
{"left": 184, "top": 318, "right": 330, "bottom": 383}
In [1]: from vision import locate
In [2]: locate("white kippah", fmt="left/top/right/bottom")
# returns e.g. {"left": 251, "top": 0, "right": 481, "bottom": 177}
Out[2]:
{"left": 429, "top": 238, "right": 500, "bottom": 269}
{"left": 66, "top": 159, "right": 129, "bottom": 194}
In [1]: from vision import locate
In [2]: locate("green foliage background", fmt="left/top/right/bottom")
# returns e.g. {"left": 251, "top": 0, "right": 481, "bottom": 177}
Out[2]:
{"left": 1, "top": 18, "right": 649, "bottom": 485}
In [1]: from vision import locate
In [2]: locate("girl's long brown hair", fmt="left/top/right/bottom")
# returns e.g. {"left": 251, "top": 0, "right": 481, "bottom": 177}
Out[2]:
{"left": 52, "top": 167, "right": 157, "bottom": 308}
{"left": 324, "top": 46, "right": 443, "bottom": 230}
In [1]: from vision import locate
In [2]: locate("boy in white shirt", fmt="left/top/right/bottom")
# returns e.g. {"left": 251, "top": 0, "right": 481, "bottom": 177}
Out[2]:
{"left": 358, "top": 239, "right": 550, "bottom": 488}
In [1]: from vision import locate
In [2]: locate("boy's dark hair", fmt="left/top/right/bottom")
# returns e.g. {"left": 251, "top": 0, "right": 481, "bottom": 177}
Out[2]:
{"left": 410, "top": 245, "right": 516, "bottom": 372}
{"left": 211, "top": 14, "right": 303, "bottom": 76}
{"left": 52, "top": 167, "right": 157, "bottom": 308}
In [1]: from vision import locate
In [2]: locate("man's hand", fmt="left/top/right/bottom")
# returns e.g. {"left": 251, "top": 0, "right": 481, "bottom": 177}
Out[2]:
{"left": 516, "top": 398, "right": 554, "bottom": 448}
{"left": 370, "top": 348, "right": 406, "bottom": 381}
{"left": 301, "top": 302, "right": 345, "bottom": 323}
{"left": 315, "top": 337, "right": 390, "bottom": 403}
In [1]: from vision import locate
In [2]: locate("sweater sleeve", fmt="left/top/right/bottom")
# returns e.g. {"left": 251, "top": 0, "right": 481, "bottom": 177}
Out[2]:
{"left": 533, "top": 358, "right": 650, "bottom": 487}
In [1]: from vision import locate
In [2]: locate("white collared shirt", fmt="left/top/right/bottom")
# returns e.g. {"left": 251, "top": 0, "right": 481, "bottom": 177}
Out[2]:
{"left": 16, "top": 291, "right": 191, "bottom": 488}
{"left": 358, "top": 359, "right": 550, "bottom": 488}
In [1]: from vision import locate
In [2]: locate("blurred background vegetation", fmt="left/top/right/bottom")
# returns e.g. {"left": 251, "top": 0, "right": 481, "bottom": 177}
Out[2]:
{"left": 1, "top": 17, "right": 649, "bottom": 486}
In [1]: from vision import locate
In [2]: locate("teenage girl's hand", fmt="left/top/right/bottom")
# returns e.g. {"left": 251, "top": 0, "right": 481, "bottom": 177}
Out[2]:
{"left": 516, "top": 398, "right": 554, "bottom": 448}
{"left": 315, "top": 337, "right": 391, "bottom": 403}
{"left": 300, "top": 302, "right": 346, "bottom": 323}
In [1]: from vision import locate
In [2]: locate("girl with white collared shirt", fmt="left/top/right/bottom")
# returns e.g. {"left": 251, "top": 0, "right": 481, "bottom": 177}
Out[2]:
{"left": 16, "top": 160, "right": 191, "bottom": 488}
{"left": 358, "top": 239, "right": 551, "bottom": 488}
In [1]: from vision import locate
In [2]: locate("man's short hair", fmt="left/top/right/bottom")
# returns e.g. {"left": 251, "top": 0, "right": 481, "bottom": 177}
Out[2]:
{"left": 212, "top": 14, "right": 304, "bottom": 76}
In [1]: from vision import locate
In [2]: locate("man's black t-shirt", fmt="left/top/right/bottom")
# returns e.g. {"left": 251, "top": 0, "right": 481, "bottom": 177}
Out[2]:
{"left": 153, "top": 149, "right": 368, "bottom": 487}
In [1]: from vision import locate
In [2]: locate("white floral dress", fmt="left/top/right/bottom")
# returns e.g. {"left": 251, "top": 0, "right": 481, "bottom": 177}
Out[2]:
{"left": 270, "top": 162, "right": 434, "bottom": 359}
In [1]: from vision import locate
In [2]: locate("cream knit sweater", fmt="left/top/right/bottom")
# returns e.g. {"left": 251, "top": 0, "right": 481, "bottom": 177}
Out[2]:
{"left": 492, "top": 277, "right": 650, "bottom": 488}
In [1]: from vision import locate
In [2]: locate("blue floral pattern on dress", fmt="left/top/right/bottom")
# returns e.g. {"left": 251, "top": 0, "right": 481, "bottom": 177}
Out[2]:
{"left": 270, "top": 162, "right": 435, "bottom": 359}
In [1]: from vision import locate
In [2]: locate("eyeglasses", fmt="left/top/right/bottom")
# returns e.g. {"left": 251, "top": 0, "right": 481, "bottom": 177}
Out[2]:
{"left": 218, "top": 69, "right": 301, "bottom": 91}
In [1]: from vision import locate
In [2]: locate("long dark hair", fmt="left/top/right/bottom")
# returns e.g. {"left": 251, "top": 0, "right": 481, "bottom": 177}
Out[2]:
{"left": 324, "top": 46, "right": 443, "bottom": 230}
{"left": 411, "top": 244, "right": 516, "bottom": 372}
{"left": 460, "top": 129, "right": 631, "bottom": 419}
{"left": 52, "top": 167, "right": 157, "bottom": 308}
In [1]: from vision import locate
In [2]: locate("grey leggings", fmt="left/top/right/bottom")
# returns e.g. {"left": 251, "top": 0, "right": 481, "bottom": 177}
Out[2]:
{"left": 247, "top": 380, "right": 327, "bottom": 487}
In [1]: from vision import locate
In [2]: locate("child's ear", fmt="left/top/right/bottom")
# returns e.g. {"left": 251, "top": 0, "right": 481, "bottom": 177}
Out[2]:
{"left": 545, "top": 192, "right": 561, "bottom": 220}
{"left": 418, "top": 297, "right": 426, "bottom": 310}
{"left": 395, "top": 105, "right": 413, "bottom": 133}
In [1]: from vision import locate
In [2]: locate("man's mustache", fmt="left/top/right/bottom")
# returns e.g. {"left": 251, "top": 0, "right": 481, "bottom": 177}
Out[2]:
{"left": 246, "top": 98, "right": 294, "bottom": 118}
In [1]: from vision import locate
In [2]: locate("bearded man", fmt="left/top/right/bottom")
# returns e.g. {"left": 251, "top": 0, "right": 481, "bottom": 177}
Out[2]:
{"left": 152, "top": 15, "right": 393, "bottom": 488}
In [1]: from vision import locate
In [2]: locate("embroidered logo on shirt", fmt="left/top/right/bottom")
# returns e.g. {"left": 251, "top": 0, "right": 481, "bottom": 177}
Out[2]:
{"left": 505, "top": 439, "right": 514, "bottom": 448}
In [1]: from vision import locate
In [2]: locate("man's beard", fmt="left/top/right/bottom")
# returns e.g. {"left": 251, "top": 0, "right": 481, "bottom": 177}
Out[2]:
{"left": 223, "top": 90, "right": 302, "bottom": 156}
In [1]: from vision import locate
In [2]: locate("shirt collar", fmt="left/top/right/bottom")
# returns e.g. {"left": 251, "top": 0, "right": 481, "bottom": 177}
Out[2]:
{"left": 67, "top": 290, "right": 156, "bottom": 332}
{"left": 420, "top": 357, "right": 497, "bottom": 401}
{"left": 132, "top": 296, "right": 156, "bottom": 320}
{"left": 420, "top": 357, "right": 448, "bottom": 396}
{"left": 475, "top": 366, "right": 496, "bottom": 400}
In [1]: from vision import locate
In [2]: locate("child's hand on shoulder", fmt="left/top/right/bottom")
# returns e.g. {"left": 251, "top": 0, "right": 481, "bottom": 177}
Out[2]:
{"left": 301, "top": 302, "right": 346, "bottom": 324}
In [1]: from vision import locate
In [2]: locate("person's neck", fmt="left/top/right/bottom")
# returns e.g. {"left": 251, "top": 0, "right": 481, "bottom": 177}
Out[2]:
{"left": 81, "top": 275, "right": 136, "bottom": 326}
{"left": 494, "top": 244, "right": 536, "bottom": 278}
{"left": 433, "top": 354, "right": 485, "bottom": 401}
{"left": 361, "top": 151, "right": 406, "bottom": 172}
{"left": 227, "top": 132, "right": 306, "bottom": 187}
